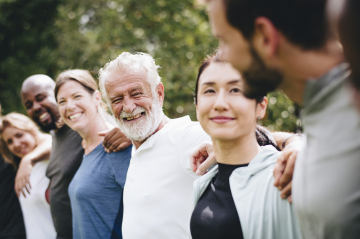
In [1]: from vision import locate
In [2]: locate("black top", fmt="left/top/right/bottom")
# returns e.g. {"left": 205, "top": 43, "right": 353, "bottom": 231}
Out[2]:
{"left": 190, "top": 163, "right": 248, "bottom": 239}
{"left": 46, "top": 124, "right": 84, "bottom": 239}
{"left": 0, "top": 155, "right": 26, "bottom": 239}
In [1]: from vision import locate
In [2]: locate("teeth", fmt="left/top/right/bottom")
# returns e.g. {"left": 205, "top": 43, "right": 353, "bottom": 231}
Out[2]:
{"left": 69, "top": 113, "right": 82, "bottom": 120}
{"left": 125, "top": 113, "right": 142, "bottom": 121}
{"left": 39, "top": 113, "right": 49, "bottom": 120}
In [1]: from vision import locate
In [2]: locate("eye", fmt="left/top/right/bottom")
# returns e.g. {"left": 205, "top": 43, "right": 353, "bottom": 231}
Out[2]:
{"left": 15, "top": 133, "right": 23, "bottom": 138}
{"left": 36, "top": 95, "right": 46, "bottom": 102}
{"left": 112, "top": 98, "right": 123, "bottom": 104}
{"left": 230, "top": 88, "right": 241, "bottom": 93}
{"left": 204, "top": 89, "right": 215, "bottom": 94}
{"left": 25, "top": 102, "right": 33, "bottom": 110}
{"left": 6, "top": 139, "right": 13, "bottom": 145}
{"left": 58, "top": 100, "right": 65, "bottom": 105}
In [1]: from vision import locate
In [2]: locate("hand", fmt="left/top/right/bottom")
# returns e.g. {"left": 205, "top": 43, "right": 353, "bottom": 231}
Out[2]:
{"left": 190, "top": 141, "right": 216, "bottom": 175}
{"left": 15, "top": 156, "right": 33, "bottom": 198}
{"left": 273, "top": 137, "right": 304, "bottom": 203}
{"left": 99, "top": 127, "right": 132, "bottom": 153}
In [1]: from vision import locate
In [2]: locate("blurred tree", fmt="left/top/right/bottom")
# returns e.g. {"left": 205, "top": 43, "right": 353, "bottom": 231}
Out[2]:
{"left": 0, "top": 0, "right": 299, "bottom": 132}
{"left": 0, "top": 0, "right": 61, "bottom": 114}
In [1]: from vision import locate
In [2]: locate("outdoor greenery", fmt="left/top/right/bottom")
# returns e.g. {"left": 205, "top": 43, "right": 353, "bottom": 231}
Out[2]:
{"left": 0, "top": 0, "right": 300, "bottom": 132}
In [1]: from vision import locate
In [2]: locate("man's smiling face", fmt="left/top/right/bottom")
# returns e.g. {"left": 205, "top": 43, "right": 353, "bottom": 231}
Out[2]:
{"left": 104, "top": 67, "right": 164, "bottom": 142}
{"left": 21, "top": 78, "right": 60, "bottom": 132}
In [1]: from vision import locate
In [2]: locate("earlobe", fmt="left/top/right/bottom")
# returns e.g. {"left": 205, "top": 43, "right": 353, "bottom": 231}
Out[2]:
{"left": 252, "top": 17, "right": 279, "bottom": 58}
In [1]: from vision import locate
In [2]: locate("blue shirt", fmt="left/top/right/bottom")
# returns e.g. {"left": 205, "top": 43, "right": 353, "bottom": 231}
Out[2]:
{"left": 68, "top": 143, "right": 132, "bottom": 239}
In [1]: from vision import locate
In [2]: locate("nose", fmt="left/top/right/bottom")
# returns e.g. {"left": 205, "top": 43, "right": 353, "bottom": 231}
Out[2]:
{"left": 214, "top": 89, "right": 229, "bottom": 112}
{"left": 33, "top": 101, "right": 42, "bottom": 113}
{"left": 66, "top": 99, "right": 76, "bottom": 112}
{"left": 122, "top": 97, "right": 137, "bottom": 114}
{"left": 13, "top": 138, "right": 22, "bottom": 149}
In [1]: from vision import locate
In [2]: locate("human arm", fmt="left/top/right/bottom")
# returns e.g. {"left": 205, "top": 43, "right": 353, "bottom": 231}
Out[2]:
{"left": 15, "top": 133, "right": 52, "bottom": 197}
{"left": 98, "top": 127, "right": 132, "bottom": 153}
{"left": 272, "top": 132, "right": 304, "bottom": 203}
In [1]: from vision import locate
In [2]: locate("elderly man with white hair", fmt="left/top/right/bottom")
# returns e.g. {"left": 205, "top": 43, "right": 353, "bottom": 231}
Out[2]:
{"left": 99, "top": 52, "right": 301, "bottom": 238}
{"left": 99, "top": 52, "right": 210, "bottom": 239}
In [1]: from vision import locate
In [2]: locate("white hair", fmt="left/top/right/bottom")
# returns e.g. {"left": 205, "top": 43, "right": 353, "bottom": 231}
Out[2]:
{"left": 98, "top": 52, "right": 161, "bottom": 104}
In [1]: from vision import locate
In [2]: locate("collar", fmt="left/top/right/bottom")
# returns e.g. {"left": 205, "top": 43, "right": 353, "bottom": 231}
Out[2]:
{"left": 131, "top": 115, "right": 192, "bottom": 157}
{"left": 303, "top": 62, "right": 351, "bottom": 109}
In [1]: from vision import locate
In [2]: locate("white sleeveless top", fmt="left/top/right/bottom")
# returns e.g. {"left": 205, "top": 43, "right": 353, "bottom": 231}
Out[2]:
{"left": 19, "top": 160, "right": 56, "bottom": 239}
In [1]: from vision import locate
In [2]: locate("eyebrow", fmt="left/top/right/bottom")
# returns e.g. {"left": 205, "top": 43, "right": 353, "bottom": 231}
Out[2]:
{"left": 130, "top": 86, "right": 143, "bottom": 93}
{"left": 202, "top": 79, "right": 241, "bottom": 86}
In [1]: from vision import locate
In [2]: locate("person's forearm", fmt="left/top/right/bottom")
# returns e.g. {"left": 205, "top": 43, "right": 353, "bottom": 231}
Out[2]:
{"left": 271, "top": 132, "right": 302, "bottom": 151}
{"left": 25, "top": 134, "right": 52, "bottom": 164}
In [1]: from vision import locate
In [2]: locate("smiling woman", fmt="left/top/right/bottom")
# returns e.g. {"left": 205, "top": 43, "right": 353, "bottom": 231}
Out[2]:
{"left": 190, "top": 56, "right": 301, "bottom": 239}
{"left": 54, "top": 69, "right": 132, "bottom": 239}
{"left": 0, "top": 113, "right": 56, "bottom": 239}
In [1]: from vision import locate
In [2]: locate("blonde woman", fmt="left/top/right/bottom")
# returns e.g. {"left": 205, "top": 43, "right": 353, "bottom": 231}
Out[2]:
{"left": 55, "top": 69, "right": 132, "bottom": 239}
{"left": 0, "top": 113, "right": 56, "bottom": 239}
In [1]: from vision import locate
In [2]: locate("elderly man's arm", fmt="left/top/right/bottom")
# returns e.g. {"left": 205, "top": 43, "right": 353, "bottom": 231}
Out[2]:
{"left": 99, "top": 127, "right": 132, "bottom": 153}
{"left": 15, "top": 133, "right": 52, "bottom": 197}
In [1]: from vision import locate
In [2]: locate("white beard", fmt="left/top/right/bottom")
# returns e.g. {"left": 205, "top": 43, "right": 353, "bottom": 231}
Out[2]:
{"left": 115, "top": 97, "right": 164, "bottom": 142}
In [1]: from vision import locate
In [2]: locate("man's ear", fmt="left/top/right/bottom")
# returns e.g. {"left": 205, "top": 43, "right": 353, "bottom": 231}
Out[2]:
{"left": 252, "top": 17, "right": 279, "bottom": 59}
{"left": 256, "top": 96, "right": 268, "bottom": 119}
{"left": 156, "top": 83, "right": 165, "bottom": 104}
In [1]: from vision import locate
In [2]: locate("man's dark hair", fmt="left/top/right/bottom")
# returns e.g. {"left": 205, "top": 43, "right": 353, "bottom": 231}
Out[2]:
{"left": 223, "top": 0, "right": 329, "bottom": 50}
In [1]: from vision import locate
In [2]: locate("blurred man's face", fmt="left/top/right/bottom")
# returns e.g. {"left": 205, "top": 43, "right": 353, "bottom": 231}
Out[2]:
{"left": 208, "top": 0, "right": 283, "bottom": 99}
{"left": 21, "top": 84, "right": 59, "bottom": 132}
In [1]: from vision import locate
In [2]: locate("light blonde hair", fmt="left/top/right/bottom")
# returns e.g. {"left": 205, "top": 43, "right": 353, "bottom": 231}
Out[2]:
{"left": 0, "top": 113, "right": 41, "bottom": 169}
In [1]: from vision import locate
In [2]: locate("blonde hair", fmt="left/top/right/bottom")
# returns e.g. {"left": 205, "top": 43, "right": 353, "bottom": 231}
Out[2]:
{"left": 0, "top": 113, "right": 41, "bottom": 169}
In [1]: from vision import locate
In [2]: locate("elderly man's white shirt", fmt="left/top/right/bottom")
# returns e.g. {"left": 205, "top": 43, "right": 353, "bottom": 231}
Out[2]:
{"left": 122, "top": 116, "right": 210, "bottom": 239}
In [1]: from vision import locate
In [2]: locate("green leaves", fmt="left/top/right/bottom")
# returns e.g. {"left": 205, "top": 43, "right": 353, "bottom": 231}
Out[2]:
{"left": 0, "top": 0, "right": 298, "bottom": 132}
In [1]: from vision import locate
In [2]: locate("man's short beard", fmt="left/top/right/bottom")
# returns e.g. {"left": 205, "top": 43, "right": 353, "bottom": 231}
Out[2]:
{"left": 242, "top": 47, "right": 284, "bottom": 99}
{"left": 36, "top": 114, "right": 57, "bottom": 132}
{"left": 115, "top": 95, "right": 164, "bottom": 142}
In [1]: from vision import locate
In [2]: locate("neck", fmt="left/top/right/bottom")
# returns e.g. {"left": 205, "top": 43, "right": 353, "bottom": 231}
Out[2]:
{"left": 279, "top": 40, "right": 344, "bottom": 105}
{"left": 78, "top": 114, "right": 112, "bottom": 154}
{"left": 212, "top": 133, "right": 261, "bottom": 165}
{"left": 133, "top": 115, "right": 171, "bottom": 149}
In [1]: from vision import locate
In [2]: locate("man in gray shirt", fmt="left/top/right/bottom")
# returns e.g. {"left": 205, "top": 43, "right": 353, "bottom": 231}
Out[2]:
{"left": 206, "top": 0, "right": 360, "bottom": 238}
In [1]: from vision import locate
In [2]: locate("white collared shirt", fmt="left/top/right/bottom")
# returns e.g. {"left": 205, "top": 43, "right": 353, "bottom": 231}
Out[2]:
{"left": 122, "top": 116, "right": 210, "bottom": 239}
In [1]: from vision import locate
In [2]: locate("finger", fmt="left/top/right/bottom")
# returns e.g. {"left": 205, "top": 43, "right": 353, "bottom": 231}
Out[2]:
{"left": 280, "top": 181, "right": 292, "bottom": 199}
{"left": 27, "top": 176, "right": 31, "bottom": 190}
{"left": 21, "top": 189, "right": 27, "bottom": 198}
{"left": 287, "top": 195, "right": 292, "bottom": 204}
{"left": 98, "top": 129, "right": 111, "bottom": 137}
{"left": 115, "top": 141, "right": 132, "bottom": 152}
{"left": 273, "top": 154, "right": 286, "bottom": 187}
{"left": 25, "top": 184, "right": 31, "bottom": 195}
{"left": 196, "top": 153, "right": 216, "bottom": 175}
{"left": 278, "top": 154, "right": 296, "bottom": 189}
{"left": 190, "top": 154, "right": 201, "bottom": 172}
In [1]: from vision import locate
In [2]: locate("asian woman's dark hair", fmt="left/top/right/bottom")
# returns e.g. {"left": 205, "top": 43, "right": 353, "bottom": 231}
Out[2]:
{"left": 195, "top": 55, "right": 279, "bottom": 150}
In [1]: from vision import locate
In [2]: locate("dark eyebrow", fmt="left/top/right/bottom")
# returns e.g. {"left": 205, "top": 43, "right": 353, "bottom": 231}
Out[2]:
{"left": 227, "top": 80, "right": 241, "bottom": 85}
{"left": 202, "top": 82, "right": 215, "bottom": 86}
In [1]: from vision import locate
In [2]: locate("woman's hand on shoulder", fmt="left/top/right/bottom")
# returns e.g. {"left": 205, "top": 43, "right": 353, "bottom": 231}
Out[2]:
{"left": 99, "top": 127, "right": 132, "bottom": 153}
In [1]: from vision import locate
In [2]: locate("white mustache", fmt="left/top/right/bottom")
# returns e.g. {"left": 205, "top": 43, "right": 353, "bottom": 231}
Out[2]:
{"left": 119, "top": 106, "right": 146, "bottom": 119}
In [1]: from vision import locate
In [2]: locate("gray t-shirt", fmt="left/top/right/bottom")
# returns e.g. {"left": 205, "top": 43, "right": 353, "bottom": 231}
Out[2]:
{"left": 46, "top": 124, "right": 83, "bottom": 239}
{"left": 293, "top": 63, "right": 360, "bottom": 239}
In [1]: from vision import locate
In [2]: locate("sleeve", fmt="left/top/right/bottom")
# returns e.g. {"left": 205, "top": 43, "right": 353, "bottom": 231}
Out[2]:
{"left": 108, "top": 145, "right": 133, "bottom": 188}
{"left": 179, "top": 122, "right": 211, "bottom": 179}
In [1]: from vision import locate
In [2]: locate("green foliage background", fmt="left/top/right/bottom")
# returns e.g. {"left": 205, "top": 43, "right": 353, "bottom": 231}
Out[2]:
{"left": 0, "top": 0, "right": 299, "bottom": 132}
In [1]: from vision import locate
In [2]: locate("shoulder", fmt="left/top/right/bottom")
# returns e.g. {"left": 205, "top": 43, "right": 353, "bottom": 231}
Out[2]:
{"left": 107, "top": 145, "right": 132, "bottom": 161}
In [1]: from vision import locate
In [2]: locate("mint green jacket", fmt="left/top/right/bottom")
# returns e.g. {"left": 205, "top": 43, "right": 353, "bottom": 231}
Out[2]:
{"left": 193, "top": 145, "right": 302, "bottom": 239}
